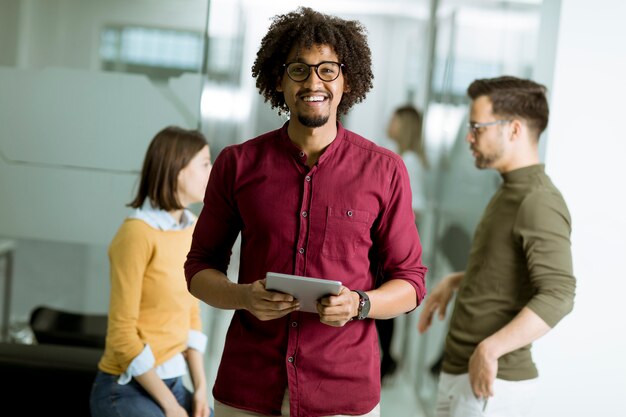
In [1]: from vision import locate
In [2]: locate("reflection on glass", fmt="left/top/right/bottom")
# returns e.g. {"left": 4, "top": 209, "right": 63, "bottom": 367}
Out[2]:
{"left": 100, "top": 26, "right": 203, "bottom": 81}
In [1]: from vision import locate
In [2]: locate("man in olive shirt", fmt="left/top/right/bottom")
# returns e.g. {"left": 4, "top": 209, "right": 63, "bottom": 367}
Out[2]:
{"left": 418, "top": 76, "right": 575, "bottom": 417}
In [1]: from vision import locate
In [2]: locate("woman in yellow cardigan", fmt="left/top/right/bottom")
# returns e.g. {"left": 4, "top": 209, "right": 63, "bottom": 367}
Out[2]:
{"left": 90, "top": 126, "right": 213, "bottom": 417}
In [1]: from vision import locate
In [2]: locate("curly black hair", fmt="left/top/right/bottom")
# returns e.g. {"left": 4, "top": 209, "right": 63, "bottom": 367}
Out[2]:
{"left": 251, "top": 7, "right": 374, "bottom": 116}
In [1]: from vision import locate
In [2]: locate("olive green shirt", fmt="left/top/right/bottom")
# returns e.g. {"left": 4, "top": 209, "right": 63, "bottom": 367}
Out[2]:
{"left": 442, "top": 164, "right": 575, "bottom": 380}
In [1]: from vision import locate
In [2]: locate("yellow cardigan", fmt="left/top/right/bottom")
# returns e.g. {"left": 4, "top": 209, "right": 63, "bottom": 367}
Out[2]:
{"left": 98, "top": 219, "right": 202, "bottom": 375}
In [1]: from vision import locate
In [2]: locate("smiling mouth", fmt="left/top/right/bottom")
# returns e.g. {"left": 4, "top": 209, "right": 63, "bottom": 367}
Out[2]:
{"left": 301, "top": 95, "right": 326, "bottom": 103}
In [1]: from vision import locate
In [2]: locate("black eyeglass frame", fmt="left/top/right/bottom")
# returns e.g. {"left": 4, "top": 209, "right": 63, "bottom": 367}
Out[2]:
{"left": 282, "top": 61, "right": 345, "bottom": 82}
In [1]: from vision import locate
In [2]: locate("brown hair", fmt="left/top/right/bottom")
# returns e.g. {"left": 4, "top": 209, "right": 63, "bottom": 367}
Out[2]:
{"left": 251, "top": 6, "right": 373, "bottom": 116}
{"left": 128, "top": 126, "right": 208, "bottom": 211}
{"left": 467, "top": 75, "right": 549, "bottom": 138}
{"left": 392, "top": 105, "right": 428, "bottom": 169}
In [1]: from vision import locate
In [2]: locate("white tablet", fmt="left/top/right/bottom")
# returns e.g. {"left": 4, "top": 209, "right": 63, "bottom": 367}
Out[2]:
{"left": 265, "top": 272, "right": 342, "bottom": 313}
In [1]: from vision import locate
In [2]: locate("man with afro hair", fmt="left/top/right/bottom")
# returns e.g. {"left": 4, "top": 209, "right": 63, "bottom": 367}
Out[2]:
{"left": 186, "top": 7, "right": 427, "bottom": 417}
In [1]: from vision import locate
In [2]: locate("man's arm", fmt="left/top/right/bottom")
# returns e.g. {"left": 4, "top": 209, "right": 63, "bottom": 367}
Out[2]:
{"left": 469, "top": 307, "right": 550, "bottom": 399}
{"left": 317, "top": 279, "right": 417, "bottom": 327}
{"left": 367, "top": 279, "right": 419, "bottom": 319}
{"left": 318, "top": 158, "right": 428, "bottom": 328}
{"left": 189, "top": 268, "right": 299, "bottom": 321}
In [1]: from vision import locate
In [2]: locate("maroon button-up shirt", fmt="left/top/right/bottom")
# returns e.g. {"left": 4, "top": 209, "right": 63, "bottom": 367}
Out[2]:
{"left": 185, "top": 122, "right": 427, "bottom": 417}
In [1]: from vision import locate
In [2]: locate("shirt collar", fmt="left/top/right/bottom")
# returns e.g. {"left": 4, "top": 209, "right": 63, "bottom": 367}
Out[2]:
{"left": 129, "top": 201, "right": 195, "bottom": 231}
{"left": 501, "top": 163, "right": 545, "bottom": 183}
{"left": 279, "top": 121, "right": 345, "bottom": 166}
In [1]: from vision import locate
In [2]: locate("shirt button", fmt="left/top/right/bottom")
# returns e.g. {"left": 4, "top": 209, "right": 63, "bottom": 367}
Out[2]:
{"left": 299, "top": 151, "right": 305, "bottom": 158}
{"left": 305, "top": 176, "right": 311, "bottom": 182}
{"left": 291, "top": 321, "right": 298, "bottom": 327}
{"left": 298, "top": 247, "right": 305, "bottom": 254}
{"left": 288, "top": 356, "right": 294, "bottom": 363}
{"left": 301, "top": 211, "right": 307, "bottom": 217}
{"left": 347, "top": 210, "right": 353, "bottom": 217}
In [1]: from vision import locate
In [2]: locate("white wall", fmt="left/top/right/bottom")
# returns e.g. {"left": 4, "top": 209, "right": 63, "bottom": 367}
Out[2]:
{"left": 533, "top": 0, "right": 626, "bottom": 415}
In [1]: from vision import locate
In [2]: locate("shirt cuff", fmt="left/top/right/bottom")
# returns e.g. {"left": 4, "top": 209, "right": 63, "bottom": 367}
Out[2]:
{"left": 117, "top": 344, "right": 155, "bottom": 385}
{"left": 187, "top": 329, "right": 208, "bottom": 354}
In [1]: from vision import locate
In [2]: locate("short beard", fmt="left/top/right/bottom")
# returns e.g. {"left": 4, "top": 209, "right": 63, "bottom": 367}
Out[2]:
{"left": 298, "top": 114, "right": 329, "bottom": 128}
{"left": 473, "top": 150, "right": 502, "bottom": 169}
{"left": 474, "top": 155, "right": 493, "bottom": 169}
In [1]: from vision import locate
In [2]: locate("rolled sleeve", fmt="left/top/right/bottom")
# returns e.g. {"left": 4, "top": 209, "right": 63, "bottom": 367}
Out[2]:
{"left": 187, "top": 329, "right": 208, "bottom": 354}
{"left": 117, "top": 344, "right": 155, "bottom": 385}
{"left": 515, "top": 190, "right": 576, "bottom": 327}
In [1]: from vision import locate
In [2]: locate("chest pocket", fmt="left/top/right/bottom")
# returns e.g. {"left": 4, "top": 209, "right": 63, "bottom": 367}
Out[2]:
{"left": 322, "top": 206, "right": 370, "bottom": 260}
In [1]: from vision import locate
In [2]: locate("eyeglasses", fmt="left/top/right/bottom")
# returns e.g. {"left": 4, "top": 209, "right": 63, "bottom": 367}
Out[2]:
{"left": 467, "top": 119, "right": 512, "bottom": 137}
{"left": 283, "top": 61, "right": 344, "bottom": 82}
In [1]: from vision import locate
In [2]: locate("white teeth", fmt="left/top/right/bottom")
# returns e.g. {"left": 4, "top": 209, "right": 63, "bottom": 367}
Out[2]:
{"left": 302, "top": 96, "right": 325, "bottom": 102}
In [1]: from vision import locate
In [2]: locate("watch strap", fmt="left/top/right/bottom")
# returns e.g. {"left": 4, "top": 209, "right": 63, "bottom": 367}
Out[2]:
{"left": 352, "top": 289, "right": 370, "bottom": 320}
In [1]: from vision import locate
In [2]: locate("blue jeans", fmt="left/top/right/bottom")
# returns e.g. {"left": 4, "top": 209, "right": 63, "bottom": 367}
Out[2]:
{"left": 90, "top": 370, "right": 214, "bottom": 417}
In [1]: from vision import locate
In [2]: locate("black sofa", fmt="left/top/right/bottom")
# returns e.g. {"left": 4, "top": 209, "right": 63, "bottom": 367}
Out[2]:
{"left": 0, "top": 306, "right": 107, "bottom": 416}
{"left": 0, "top": 341, "right": 102, "bottom": 416}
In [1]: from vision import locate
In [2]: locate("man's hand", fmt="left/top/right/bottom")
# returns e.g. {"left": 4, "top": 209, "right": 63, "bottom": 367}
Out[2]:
{"left": 317, "top": 286, "right": 358, "bottom": 327}
{"left": 466, "top": 308, "right": 551, "bottom": 399}
{"left": 417, "top": 272, "right": 463, "bottom": 333}
{"left": 468, "top": 342, "right": 498, "bottom": 399}
{"left": 245, "top": 279, "right": 299, "bottom": 321}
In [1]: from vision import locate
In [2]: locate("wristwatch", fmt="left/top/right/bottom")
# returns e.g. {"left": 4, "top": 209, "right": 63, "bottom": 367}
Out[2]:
{"left": 352, "top": 289, "right": 370, "bottom": 320}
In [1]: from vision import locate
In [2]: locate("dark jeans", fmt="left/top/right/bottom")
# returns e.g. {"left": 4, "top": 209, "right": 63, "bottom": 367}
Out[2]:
{"left": 90, "top": 370, "right": 213, "bottom": 417}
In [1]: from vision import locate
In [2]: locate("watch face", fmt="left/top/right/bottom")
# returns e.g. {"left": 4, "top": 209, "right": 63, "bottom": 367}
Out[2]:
{"left": 360, "top": 301, "right": 370, "bottom": 319}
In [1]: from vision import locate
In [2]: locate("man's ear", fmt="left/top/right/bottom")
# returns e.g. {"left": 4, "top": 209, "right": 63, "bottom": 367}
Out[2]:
{"left": 276, "top": 77, "right": 283, "bottom": 92}
{"left": 510, "top": 119, "right": 523, "bottom": 141}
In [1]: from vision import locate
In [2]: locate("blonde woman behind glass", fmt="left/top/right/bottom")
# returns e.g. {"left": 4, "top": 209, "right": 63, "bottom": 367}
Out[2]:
{"left": 386, "top": 105, "right": 429, "bottom": 224}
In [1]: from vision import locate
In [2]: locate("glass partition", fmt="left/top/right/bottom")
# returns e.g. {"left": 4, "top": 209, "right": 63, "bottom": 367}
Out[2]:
{"left": 0, "top": 0, "right": 210, "bottom": 319}
{"left": 0, "top": 0, "right": 215, "bottom": 401}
